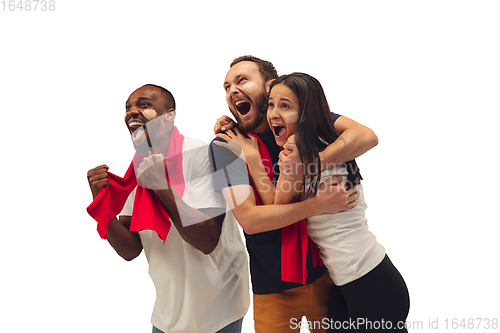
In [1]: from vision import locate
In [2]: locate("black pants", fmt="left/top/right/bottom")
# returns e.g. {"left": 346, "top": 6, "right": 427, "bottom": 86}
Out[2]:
{"left": 327, "top": 255, "right": 410, "bottom": 332}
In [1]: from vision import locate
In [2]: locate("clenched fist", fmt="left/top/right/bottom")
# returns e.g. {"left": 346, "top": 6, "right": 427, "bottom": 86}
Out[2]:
{"left": 278, "top": 135, "right": 303, "bottom": 181}
{"left": 136, "top": 154, "right": 169, "bottom": 190}
{"left": 87, "top": 165, "right": 110, "bottom": 199}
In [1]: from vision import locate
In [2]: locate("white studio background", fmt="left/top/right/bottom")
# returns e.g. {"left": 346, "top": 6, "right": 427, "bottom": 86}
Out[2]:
{"left": 1, "top": 1, "right": 499, "bottom": 332}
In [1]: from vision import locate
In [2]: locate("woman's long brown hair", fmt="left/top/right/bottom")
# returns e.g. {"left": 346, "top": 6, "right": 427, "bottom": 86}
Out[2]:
{"left": 270, "top": 73, "right": 361, "bottom": 199}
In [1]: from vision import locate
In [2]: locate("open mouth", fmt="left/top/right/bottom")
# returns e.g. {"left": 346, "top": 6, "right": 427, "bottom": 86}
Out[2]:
{"left": 127, "top": 118, "right": 146, "bottom": 140}
{"left": 131, "top": 125, "right": 146, "bottom": 140}
{"left": 272, "top": 124, "right": 286, "bottom": 137}
{"left": 234, "top": 99, "right": 251, "bottom": 116}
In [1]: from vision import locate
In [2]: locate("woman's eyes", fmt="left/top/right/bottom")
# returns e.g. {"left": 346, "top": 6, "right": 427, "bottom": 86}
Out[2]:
{"left": 268, "top": 102, "right": 290, "bottom": 109}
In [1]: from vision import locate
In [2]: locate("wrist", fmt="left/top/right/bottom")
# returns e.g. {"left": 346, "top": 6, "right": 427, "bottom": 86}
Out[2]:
{"left": 91, "top": 186, "right": 103, "bottom": 200}
{"left": 153, "top": 185, "right": 173, "bottom": 198}
{"left": 279, "top": 159, "right": 303, "bottom": 181}
{"left": 319, "top": 151, "right": 331, "bottom": 170}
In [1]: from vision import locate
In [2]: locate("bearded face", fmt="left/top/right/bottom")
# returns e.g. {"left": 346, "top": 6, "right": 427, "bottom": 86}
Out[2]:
{"left": 230, "top": 86, "right": 268, "bottom": 133}
{"left": 224, "top": 61, "right": 272, "bottom": 134}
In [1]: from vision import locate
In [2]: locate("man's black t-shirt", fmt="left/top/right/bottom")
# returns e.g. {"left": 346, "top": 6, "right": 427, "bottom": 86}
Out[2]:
{"left": 209, "top": 114, "right": 340, "bottom": 294}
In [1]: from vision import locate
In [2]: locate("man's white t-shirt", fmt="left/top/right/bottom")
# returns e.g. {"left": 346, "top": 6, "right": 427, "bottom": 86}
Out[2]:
{"left": 120, "top": 137, "right": 250, "bottom": 333}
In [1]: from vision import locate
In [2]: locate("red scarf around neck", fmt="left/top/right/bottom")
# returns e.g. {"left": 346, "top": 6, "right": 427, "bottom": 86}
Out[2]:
{"left": 87, "top": 127, "right": 185, "bottom": 242}
{"left": 248, "top": 133, "right": 323, "bottom": 285}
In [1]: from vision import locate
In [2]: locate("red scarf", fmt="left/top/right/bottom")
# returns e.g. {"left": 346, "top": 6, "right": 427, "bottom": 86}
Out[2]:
{"left": 248, "top": 133, "right": 323, "bottom": 285}
{"left": 87, "top": 127, "right": 185, "bottom": 242}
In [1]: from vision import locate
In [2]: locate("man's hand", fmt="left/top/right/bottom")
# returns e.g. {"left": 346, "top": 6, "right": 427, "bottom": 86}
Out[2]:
{"left": 87, "top": 165, "right": 110, "bottom": 199}
{"left": 313, "top": 176, "right": 360, "bottom": 214}
{"left": 214, "top": 115, "right": 237, "bottom": 134}
{"left": 278, "top": 135, "right": 303, "bottom": 181}
{"left": 136, "top": 154, "right": 169, "bottom": 190}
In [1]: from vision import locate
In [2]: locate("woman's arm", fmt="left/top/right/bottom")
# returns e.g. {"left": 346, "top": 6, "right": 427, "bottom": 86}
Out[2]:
{"left": 218, "top": 132, "right": 304, "bottom": 206}
{"left": 274, "top": 176, "right": 302, "bottom": 204}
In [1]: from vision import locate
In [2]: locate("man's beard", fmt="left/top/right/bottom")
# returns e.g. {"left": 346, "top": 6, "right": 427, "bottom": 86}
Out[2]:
{"left": 130, "top": 121, "right": 173, "bottom": 155}
{"left": 130, "top": 128, "right": 150, "bottom": 155}
{"left": 232, "top": 91, "right": 268, "bottom": 133}
{"left": 131, "top": 136, "right": 150, "bottom": 155}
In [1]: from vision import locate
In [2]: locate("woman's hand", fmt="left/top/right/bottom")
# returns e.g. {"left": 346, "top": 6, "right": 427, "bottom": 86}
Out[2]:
{"left": 215, "top": 128, "right": 260, "bottom": 163}
{"left": 278, "top": 134, "right": 303, "bottom": 181}
{"left": 214, "top": 115, "right": 237, "bottom": 134}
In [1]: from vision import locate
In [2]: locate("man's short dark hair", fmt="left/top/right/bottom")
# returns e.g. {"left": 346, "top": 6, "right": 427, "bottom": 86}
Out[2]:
{"left": 142, "top": 84, "right": 176, "bottom": 110}
{"left": 230, "top": 55, "right": 278, "bottom": 82}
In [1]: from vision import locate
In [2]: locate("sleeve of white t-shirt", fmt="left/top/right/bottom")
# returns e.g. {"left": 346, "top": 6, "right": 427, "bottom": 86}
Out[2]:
{"left": 119, "top": 187, "right": 136, "bottom": 217}
{"left": 181, "top": 139, "right": 227, "bottom": 211}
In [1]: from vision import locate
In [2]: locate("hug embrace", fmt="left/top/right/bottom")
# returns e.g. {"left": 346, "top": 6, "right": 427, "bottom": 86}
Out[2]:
{"left": 87, "top": 55, "right": 409, "bottom": 333}
{"left": 213, "top": 57, "right": 410, "bottom": 333}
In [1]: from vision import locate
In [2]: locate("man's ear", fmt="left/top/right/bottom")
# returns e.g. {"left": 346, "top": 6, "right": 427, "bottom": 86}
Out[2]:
{"left": 265, "top": 79, "right": 275, "bottom": 95}
{"left": 164, "top": 109, "right": 176, "bottom": 121}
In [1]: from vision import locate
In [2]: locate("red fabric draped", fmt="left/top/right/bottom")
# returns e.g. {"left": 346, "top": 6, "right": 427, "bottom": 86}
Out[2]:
{"left": 87, "top": 127, "right": 185, "bottom": 242}
{"left": 248, "top": 133, "right": 323, "bottom": 285}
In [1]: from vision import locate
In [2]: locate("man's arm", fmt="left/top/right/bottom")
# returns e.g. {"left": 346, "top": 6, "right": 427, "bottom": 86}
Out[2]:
{"left": 209, "top": 138, "right": 358, "bottom": 235}
{"left": 153, "top": 187, "right": 224, "bottom": 254}
{"left": 107, "top": 216, "right": 143, "bottom": 261}
{"left": 222, "top": 178, "right": 359, "bottom": 235}
{"left": 321, "top": 115, "right": 378, "bottom": 168}
{"left": 137, "top": 153, "right": 224, "bottom": 255}
{"left": 280, "top": 116, "right": 378, "bottom": 179}
{"left": 215, "top": 114, "right": 378, "bottom": 168}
